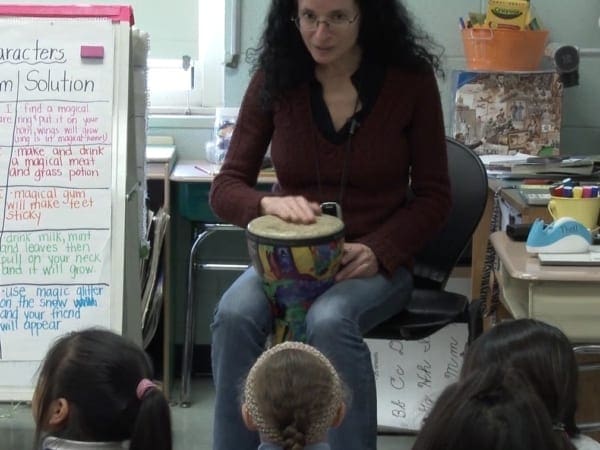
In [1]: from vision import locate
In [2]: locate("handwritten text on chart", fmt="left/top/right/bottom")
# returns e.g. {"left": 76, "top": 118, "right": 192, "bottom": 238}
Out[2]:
{"left": 0, "top": 39, "right": 67, "bottom": 64}
{"left": 0, "top": 20, "right": 116, "bottom": 363}
{"left": 1, "top": 188, "right": 101, "bottom": 226}
{"left": 1, "top": 101, "right": 110, "bottom": 146}
{"left": 0, "top": 230, "right": 106, "bottom": 281}
{"left": 0, "top": 284, "right": 107, "bottom": 337}
{"left": 0, "top": 69, "right": 95, "bottom": 94}
{"left": 7, "top": 145, "right": 106, "bottom": 182}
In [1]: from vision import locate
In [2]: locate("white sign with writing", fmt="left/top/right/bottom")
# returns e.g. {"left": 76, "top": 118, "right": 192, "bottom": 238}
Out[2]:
{"left": 366, "top": 323, "right": 468, "bottom": 432}
{"left": 0, "top": 18, "right": 114, "bottom": 360}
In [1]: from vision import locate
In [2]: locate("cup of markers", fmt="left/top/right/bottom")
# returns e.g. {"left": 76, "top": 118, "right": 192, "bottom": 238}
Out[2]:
{"left": 548, "top": 184, "right": 600, "bottom": 230}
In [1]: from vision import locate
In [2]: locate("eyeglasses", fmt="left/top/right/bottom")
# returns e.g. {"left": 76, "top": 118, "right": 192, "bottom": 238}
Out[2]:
{"left": 292, "top": 12, "right": 359, "bottom": 31}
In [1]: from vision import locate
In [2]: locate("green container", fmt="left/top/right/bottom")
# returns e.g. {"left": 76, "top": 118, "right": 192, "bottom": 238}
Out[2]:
{"left": 177, "top": 181, "right": 274, "bottom": 223}
{"left": 177, "top": 183, "right": 218, "bottom": 222}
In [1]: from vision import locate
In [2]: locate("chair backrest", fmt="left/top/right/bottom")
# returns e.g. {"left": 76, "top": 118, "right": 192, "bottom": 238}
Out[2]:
{"left": 412, "top": 137, "right": 488, "bottom": 290}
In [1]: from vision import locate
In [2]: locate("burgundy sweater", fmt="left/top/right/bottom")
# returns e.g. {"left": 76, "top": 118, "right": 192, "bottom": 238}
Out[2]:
{"left": 209, "top": 68, "right": 451, "bottom": 274}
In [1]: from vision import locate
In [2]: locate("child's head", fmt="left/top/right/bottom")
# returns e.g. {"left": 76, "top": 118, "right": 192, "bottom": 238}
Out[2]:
{"left": 242, "top": 342, "right": 346, "bottom": 449}
{"left": 412, "top": 366, "right": 562, "bottom": 450}
{"left": 461, "top": 319, "right": 578, "bottom": 437}
{"left": 32, "top": 328, "right": 172, "bottom": 450}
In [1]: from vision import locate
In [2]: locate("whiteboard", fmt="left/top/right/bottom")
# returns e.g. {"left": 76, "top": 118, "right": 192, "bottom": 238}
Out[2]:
{"left": 0, "top": 7, "right": 135, "bottom": 401}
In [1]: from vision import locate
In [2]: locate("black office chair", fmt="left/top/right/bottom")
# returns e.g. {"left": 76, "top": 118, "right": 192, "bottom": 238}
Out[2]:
{"left": 365, "top": 137, "right": 488, "bottom": 341}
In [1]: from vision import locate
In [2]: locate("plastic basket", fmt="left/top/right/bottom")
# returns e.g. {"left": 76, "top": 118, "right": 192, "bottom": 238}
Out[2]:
{"left": 461, "top": 28, "right": 549, "bottom": 71}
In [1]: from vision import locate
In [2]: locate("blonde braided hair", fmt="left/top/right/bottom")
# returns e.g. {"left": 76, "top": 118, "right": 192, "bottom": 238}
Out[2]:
{"left": 243, "top": 342, "right": 344, "bottom": 448}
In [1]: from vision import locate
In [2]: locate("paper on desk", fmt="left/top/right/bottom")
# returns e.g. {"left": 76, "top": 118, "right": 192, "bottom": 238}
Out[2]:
{"left": 510, "top": 158, "right": 594, "bottom": 175}
{"left": 499, "top": 197, "right": 522, "bottom": 229}
{"left": 478, "top": 152, "right": 531, "bottom": 165}
{"left": 480, "top": 153, "right": 531, "bottom": 178}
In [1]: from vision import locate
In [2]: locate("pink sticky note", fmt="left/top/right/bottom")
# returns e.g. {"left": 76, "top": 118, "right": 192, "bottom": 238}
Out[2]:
{"left": 80, "top": 45, "right": 104, "bottom": 59}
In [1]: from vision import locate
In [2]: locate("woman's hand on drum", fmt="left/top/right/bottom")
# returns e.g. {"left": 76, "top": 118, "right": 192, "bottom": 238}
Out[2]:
{"left": 336, "top": 243, "right": 379, "bottom": 281}
{"left": 260, "top": 195, "right": 321, "bottom": 224}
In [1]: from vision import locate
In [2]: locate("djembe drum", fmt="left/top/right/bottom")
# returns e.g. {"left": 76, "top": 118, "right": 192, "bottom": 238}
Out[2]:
{"left": 246, "top": 214, "right": 345, "bottom": 344}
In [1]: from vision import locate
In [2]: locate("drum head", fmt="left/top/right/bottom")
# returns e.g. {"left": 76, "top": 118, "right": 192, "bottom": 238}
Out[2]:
{"left": 247, "top": 214, "right": 344, "bottom": 244}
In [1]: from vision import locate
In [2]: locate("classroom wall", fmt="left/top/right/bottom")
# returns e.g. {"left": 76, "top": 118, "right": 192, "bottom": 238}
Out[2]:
{"left": 34, "top": 0, "right": 597, "bottom": 155}
{"left": 27, "top": 0, "right": 199, "bottom": 57}
{"left": 150, "top": 0, "right": 600, "bottom": 158}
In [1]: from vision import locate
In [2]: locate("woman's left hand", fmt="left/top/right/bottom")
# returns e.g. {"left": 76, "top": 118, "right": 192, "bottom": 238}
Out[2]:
{"left": 335, "top": 243, "right": 379, "bottom": 281}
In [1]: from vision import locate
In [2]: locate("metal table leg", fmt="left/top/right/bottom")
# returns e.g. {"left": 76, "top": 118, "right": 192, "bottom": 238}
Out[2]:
{"left": 180, "top": 223, "right": 247, "bottom": 407}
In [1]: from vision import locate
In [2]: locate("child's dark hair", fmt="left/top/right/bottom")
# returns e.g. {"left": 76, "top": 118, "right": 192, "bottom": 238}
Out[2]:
{"left": 243, "top": 341, "right": 345, "bottom": 450}
{"left": 412, "top": 365, "right": 562, "bottom": 450}
{"left": 461, "top": 319, "right": 578, "bottom": 450}
{"left": 33, "top": 328, "right": 172, "bottom": 450}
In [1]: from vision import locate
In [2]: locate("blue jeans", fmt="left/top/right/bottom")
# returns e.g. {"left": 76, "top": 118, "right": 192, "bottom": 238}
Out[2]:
{"left": 211, "top": 266, "right": 413, "bottom": 450}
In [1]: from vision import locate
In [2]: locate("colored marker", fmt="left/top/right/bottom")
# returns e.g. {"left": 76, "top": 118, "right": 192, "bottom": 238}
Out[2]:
{"left": 563, "top": 186, "right": 573, "bottom": 198}
{"left": 592, "top": 186, "right": 599, "bottom": 198}
{"left": 194, "top": 165, "right": 212, "bottom": 175}
{"left": 459, "top": 17, "right": 466, "bottom": 30}
{"left": 583, "top": 186, "right": 593, "bottom": 198}
{"left": 573, "top": 186, "right": 583, "bottom": 199}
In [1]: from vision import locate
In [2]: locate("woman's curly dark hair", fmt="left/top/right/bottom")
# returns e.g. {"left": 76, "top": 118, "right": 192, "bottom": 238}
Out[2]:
{"left": 247, "top": 0, "right": 444, "bottom": 108}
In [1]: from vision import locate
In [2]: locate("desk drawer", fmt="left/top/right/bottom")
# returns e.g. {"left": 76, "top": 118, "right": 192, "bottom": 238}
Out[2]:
{"left": 530, "top": 282, "right": 600, "bottom": 344}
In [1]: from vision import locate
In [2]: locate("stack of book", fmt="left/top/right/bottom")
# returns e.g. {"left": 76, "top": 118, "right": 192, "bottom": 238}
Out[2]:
{"left": 481, "top": 154, "right": 598, "bottom": 177}
{"left": 510, "top": 156, "right": 595, "bottom": 175}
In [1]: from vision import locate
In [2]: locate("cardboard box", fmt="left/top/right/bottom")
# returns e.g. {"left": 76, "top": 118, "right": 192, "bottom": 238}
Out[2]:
{"left": 486, "top": 0, "right": 530, "bottom": 30}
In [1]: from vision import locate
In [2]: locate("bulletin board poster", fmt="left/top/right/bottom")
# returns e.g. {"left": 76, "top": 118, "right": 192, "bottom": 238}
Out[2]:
{"left": 451, "top": 70, "right": 563, "bottom": 156}
{"left": 0, "top": 18, "right": 115, "bottom": 360}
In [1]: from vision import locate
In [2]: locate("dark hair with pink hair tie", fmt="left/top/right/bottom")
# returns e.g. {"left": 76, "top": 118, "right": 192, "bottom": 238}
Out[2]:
{"left": 136, "top": 378, "right": 157, "bottom": 400}
{"left": 32, "top": 328, "right": 173, "bottom": 450}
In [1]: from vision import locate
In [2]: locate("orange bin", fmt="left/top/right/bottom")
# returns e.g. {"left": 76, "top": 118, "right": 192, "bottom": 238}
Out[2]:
{"left": 461, "top": 28, "right": 549, "bottom": 71}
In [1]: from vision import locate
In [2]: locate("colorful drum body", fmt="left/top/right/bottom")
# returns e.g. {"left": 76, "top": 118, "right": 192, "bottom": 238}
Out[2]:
{"left": 246, "top": 214, "right": 345, "bottom": 343}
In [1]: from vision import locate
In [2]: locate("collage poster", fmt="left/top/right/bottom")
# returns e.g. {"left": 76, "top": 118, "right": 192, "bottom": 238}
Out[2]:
{"left": 451, "top": 70, "right": 563, "bottom": 156}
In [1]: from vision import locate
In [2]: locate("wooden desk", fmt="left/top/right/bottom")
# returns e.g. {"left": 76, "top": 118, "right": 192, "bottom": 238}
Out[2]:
{"left": 491, "top": 231, "right": 600, "bottom": 343}
{"left": 171, "top": 159, "right": 277, "bottom": 184}
{"left": 491, "top": 230, "right": 600, "bottom": 435}
{"left": 470, "top": 179, "right": 552, "bottom": 301}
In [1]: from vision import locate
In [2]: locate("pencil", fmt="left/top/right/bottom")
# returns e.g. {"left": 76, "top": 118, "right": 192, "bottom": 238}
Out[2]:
{"left": 194, "top": 165, "right": 212, "bottom": 175}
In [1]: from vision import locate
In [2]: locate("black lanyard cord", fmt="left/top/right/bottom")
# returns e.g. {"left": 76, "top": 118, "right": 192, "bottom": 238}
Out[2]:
{"left": 338, "top": 119, "right": 359, "bottom": 206}
{"left": 312, "top": 94, "right": 361, "bottom": 207}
